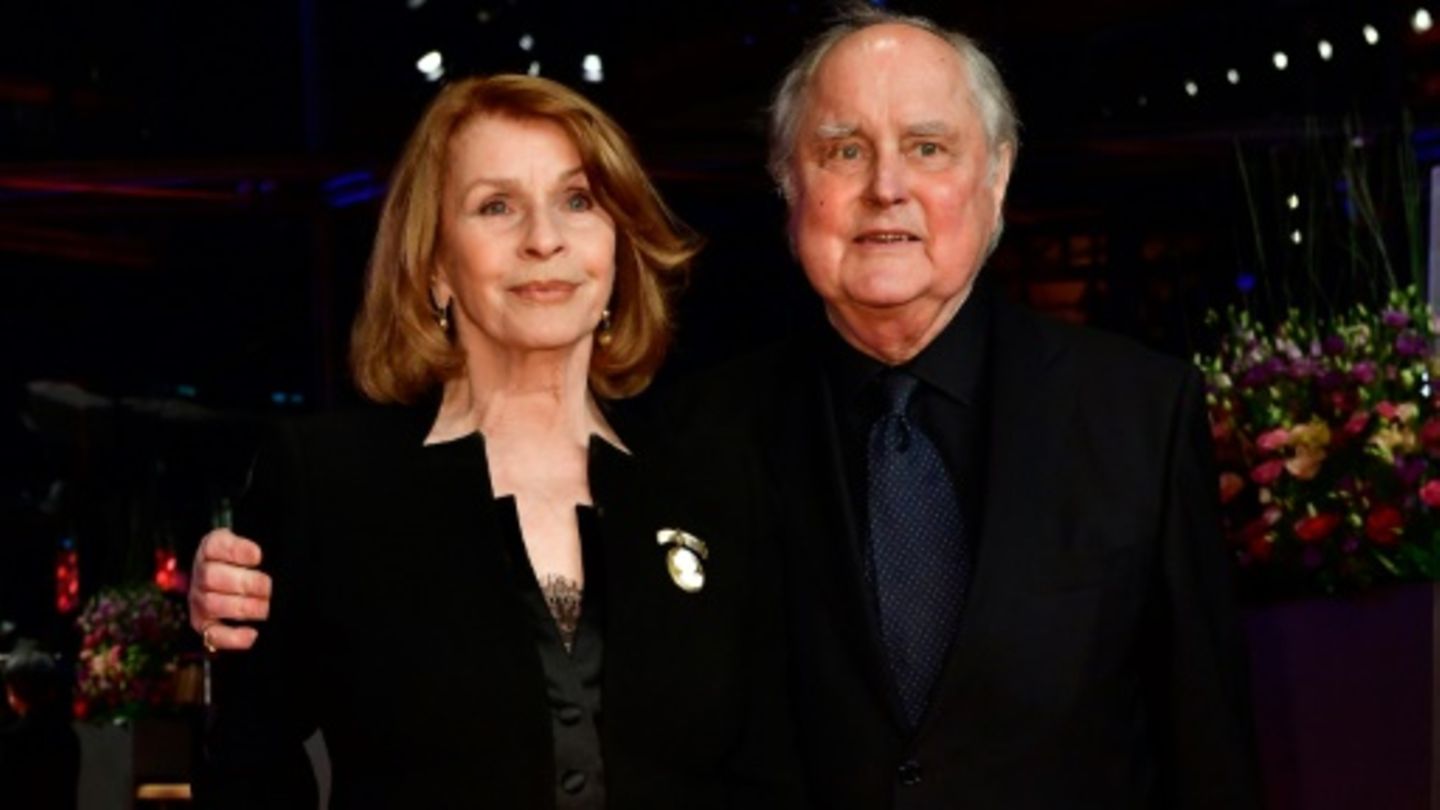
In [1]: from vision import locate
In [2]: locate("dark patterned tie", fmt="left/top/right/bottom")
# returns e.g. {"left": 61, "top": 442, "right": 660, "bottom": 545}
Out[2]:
{"left": 866, "top": 370, "right": 969, "bottom": 729}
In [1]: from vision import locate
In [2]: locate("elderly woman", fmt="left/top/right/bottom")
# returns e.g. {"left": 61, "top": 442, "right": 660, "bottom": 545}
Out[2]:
{"left": 193, "top": 75, "right": 798, "bottom": 809}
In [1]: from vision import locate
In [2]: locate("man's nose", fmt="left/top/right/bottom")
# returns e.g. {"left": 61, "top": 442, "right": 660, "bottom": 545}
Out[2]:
{"left": 864, "top": 149, "right": 910, "bottom": 207}
{"left": 522, "top": 209, "right": 566, "bottom": 259}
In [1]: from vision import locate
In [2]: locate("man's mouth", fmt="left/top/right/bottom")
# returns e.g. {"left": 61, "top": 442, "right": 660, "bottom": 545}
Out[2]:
{"left": 854, "top": 231, "right": 921, "bottom": 244}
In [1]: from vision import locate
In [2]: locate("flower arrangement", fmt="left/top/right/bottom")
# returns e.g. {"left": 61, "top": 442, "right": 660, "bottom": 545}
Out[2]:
{"left": 1198, "top": 285, "right": 1440, "bottom": 594}
{"left": 74, "top": 584, "right": 187, "bottom": 723}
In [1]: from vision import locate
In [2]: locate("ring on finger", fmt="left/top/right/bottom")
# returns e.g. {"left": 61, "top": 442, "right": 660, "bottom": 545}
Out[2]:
{"left": 201, "top": 623, "right": 219, "bottom": 655}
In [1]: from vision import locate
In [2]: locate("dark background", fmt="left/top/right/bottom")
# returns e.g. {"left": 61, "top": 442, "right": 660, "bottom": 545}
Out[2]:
{"left": 1, "top": 0, "right": 1434, "bottom": 645}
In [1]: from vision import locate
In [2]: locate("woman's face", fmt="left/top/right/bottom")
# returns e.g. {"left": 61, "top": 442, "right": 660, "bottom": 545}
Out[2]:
{"left": 433, "top": 114, "right": 616, "bottom": 358}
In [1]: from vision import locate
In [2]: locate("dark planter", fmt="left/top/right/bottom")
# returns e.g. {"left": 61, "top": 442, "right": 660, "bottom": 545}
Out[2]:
{"left": 1244, "top": 582, "right": 1438, "bottom": 810}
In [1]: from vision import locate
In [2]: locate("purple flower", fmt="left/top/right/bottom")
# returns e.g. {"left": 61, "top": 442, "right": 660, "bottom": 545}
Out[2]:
{"left": 1383, "top": 309, "right": 1412, "bottom": 328}
{"left": 1287, "top": 358, "right": 1319, "bottom": 379}
{"left": 1322, "top": 334, "right": 1347, "bottom": 355}
{"left": 1241, "top": 365, "right": 1272, "bottom": 387}
{"left": 1302, "top": 546, "right": 1326, "bottom": 569}
{"left": 1341, "top": 536, "right": 1361, "bottom": 554}
{"left": 1317, "top": 369, "right": 1348, "bottom": 390}
{"left": 1398, "top": 456, "right": 1427, "bottom": 486}
{"left": 1396, "top": 331, "right": 1428, "bottom": 358}
{"left": 1352, "top": 361, "right": 1378, "bottom": 384}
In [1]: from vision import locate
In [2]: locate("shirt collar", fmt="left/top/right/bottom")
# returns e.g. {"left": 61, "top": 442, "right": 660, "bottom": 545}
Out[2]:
{"left": 823, "top": 278, "right": 992, "bottom": 408}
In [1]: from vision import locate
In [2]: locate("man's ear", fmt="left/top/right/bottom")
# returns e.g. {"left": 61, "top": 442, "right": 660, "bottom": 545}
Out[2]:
{"left": 987, "top": 142, "right": 1015, "bottom": 225}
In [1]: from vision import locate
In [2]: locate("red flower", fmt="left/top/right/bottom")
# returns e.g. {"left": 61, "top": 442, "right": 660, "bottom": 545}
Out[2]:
{"left": 1250, "top": 459, "right": 1286, "bottom": 486}
{"left": 1376, "top": 400, "right": 1400, "bottom": 421}
{"left": 1421, "top": 418, "right": 1440, "bottom": 456}
{"left": 1422, "top": 480, "right": 1440, "bottom": 508}
{"left": 1218, "top": 472, "right": 1245, "bottom": 504}
{"left": 1364, "top": 505, "right": 1404, "bottom": 547}
{"left": 1294, "top": 513, "right": 1342, "bottom": 543}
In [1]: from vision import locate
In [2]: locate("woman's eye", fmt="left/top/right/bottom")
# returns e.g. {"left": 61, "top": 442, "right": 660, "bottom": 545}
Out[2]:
{"left": 838, "top": 143, "right": 862, "bottom": 160}
{"left": 566, "top": 191, "right": 594, "bottom": 211}
{"left": 478, "top": 199, "right": 509, "bottom": 216}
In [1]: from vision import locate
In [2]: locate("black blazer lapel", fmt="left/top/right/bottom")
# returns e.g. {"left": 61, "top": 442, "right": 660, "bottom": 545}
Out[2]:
{"left": 917, "top": 297, "right": 1075, "bottom": 739}
{"left": 763, "top": 345, "right": 904, "bottom": 730}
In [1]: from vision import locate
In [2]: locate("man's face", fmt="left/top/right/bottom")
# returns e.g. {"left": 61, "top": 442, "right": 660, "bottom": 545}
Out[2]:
{"left": 788, "top": 24, "right": 1012, "bottom": 362}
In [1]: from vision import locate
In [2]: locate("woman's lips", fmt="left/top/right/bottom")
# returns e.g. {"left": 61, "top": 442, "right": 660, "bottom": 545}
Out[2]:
{"left": 509, "top": 280, "right": 580, "bottom": 302}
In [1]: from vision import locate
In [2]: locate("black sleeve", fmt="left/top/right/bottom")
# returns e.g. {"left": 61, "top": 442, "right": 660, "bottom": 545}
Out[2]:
{"left": 722, "top": 447, "right": 810, "bottom": 809}
{"left": 1157, "top": 368, "right": 1261, "bottom": 809}
{"left": 194, "top": 422, "right": 320, "bottom": 809}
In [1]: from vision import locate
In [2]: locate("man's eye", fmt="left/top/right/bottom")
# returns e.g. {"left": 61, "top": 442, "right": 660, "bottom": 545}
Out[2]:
{"left": 839, "top": 143, "right": 862, "bottom": 160}
{"left": 478, "top": 199, "right": 509, "bottom": 215}
{"left": 566, "top": 191, "right": 594, "bottom": 211}
{"left": 916, "top": 142, "right": 941, "bottom": 157}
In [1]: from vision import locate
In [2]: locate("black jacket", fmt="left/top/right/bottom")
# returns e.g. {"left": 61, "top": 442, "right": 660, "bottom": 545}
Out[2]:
{"left": 665, "top": 291, "right": 1259, "bottom": 809}
{"left": 196, "top": 401, "right": 801, "bottom": 809}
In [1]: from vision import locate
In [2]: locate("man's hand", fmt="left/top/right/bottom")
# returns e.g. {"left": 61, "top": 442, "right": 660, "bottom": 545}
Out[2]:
{"left": 189, "top": 528, "right": 272, "bottom": 651}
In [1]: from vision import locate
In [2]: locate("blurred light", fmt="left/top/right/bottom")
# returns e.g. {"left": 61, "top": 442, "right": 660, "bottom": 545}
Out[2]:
{"left": 1272, "top": 51, "right": 1289, "bottom": 70}
{"left": 1287, "top": 193, "right": 1300, "bottom": 210}
{"left": 1137, "top": 95, "right": 1148, "bottom": 107}
{"left": 1226, "top": 68, "right": 1240, "bottom": 85}
{"left": 528, "top": 60, "right": 542, "bottom": 76}
{"left": 417, "top": 50, "right": 444, "bottom": 82}
{"left": 519, "top": 33, "right": 535, "bottom": 51}
{"left": 1236, "top": 273, "right": 1257, "bottom": 293}
{"left": 1363, "top": 24, "right": 1380, "bottom": 45}
{"left": 1184, "top": 79, "right": 1198, "bottom": 97}
{"left": 1290, "top": 229, "right": 1303, "bottom": 245}
{"left": 407, "top": 0, "right": 426, "bottom": 9}
{"left": 1415, "top": 8, "right": 1434, "bottom": 33}
{"left": 582, "top": 53, "right": 603, "bottom": 83}
{"left": 477, "top": 9, "right": 492, "bottom": 23}
{"left": 1318, "top": 39, "right": 1334, "bottom": 61}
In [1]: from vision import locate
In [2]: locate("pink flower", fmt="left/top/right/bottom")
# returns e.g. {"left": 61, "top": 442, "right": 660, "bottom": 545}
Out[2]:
{"left": 1256, "top": 427, "right": 1292, "bottom": 453}
{"left": 1376, "top": 400, "right": 1399, "bottom": 421}
{"left": 1250, "top": 459, "right": 1286, "bottom": 486}
{"left": 1343, "top": 410, "right": 1371, "bottom": 437}
{"left": 1422, "top": 480, "right": 1440, "bottom": 508}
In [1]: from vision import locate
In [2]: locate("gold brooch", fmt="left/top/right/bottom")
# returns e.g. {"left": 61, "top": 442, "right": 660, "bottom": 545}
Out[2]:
{"left": 657, "top": 528, "right": 708, "bottom": 593}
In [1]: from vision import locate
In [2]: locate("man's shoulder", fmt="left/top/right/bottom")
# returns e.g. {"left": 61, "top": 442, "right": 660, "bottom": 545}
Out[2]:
{"left": 996, "top": 296, "right": 1197, "bottom": 393}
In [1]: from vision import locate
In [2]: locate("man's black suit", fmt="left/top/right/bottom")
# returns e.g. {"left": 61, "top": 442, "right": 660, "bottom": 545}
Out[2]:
{"left": 669, "top": 286, "right": 1258, "bottom": 809}
{"left": 195, "top": 401, "right": 801, "bottom": 809}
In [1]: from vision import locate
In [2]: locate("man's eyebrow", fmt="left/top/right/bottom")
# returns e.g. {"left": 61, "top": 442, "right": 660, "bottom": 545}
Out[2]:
{"left": 814, "top": 122, "right": 858, "bottom": 139}
{"left": 905, "top": 121, "right": 955, "bottom": 137}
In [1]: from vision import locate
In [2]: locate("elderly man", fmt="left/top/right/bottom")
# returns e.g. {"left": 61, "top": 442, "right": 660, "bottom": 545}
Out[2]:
{"left": 190, "top": 8, "right": 1257, "bottom": 808}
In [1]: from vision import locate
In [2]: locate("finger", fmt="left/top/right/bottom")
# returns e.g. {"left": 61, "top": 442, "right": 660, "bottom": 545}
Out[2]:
{"left": 198, "top": 591, "right": 270, "bottom": 623}
{"left": 201, "top": 529, "right": 263, "bottom": 567}
{"left": 198, "top": 562, "right": 273, "bottom": 600}
{"left": 204, "top": 623, "right": 260, "bottom": 652}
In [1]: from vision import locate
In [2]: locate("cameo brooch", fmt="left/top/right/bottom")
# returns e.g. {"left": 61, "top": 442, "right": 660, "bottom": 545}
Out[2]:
{"left": 656, "top": 528, "right": 708, "bottom": 593}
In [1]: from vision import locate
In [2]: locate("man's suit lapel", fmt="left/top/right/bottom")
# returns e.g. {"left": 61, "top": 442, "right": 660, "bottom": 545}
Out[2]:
{"left": 765, "top": 345, "right": 905, "bottom": 727}
{"left": 917, "top": 296, "right": 1075, "bottom": 738}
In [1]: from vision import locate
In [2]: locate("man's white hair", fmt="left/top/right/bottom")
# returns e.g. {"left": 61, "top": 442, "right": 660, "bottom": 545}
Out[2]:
{"left": 766, "top": 5, "right": 1021, "bottom": 203}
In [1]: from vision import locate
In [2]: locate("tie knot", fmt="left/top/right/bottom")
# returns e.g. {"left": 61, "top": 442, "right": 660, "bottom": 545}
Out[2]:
{"left": 874, "top": 371, "right": 919, "bottom": 417}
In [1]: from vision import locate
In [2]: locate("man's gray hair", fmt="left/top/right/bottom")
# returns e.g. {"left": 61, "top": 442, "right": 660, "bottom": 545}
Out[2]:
{"left": 766, "top": 5, "right": 1021, "bottom": 201}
